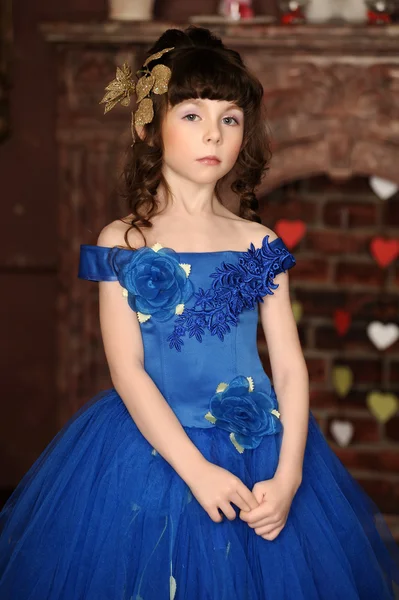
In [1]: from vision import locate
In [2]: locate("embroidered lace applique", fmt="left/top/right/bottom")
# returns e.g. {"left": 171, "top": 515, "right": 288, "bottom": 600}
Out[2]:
{"left": 167, "top": 235, "right": 294, "bottom": 351}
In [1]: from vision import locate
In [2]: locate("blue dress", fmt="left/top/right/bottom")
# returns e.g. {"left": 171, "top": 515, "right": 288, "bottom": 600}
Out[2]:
{"left": 1, "top": 235, "right": 399, "bottom": 600}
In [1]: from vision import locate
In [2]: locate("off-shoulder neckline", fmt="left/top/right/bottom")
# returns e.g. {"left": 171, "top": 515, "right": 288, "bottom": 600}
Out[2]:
{"left": 82, "top": 234, "right": 285, "bottom": 256}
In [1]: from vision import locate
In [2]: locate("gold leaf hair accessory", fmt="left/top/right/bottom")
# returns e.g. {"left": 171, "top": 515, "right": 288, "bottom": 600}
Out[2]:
{"left": 100, "top": 46, "right": 174, "bottom": 139}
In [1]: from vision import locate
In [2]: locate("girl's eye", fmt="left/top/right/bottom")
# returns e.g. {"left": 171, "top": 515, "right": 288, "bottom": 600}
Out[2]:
{"left": 223, "top": 116, "right": 239, "bottom": 126}
{"left": 183, "top": 114, "right": 200, "bottom": 122}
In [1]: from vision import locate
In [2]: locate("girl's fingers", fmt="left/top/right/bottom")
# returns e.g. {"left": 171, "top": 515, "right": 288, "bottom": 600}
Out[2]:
{"left": 230, "top": 491, "right": 250, "bottom": 512}
{"left": 218, "top": 501, "right": 237, "bottom": 521}
{"left": 238, "top": 482, "right": 259, "bottom": 510}
{"left": 248, "top": 515, "right": 281, "bottom": 529}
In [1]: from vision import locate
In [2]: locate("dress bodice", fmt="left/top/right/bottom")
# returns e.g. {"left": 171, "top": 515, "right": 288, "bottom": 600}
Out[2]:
{"left": 78, "top": 235, "right": 296, "bottom": 444}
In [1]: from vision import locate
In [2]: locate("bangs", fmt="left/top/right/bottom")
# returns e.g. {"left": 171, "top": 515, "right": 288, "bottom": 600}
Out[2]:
{"left": 167, "top": 48, "right": 261, "bottom": 112}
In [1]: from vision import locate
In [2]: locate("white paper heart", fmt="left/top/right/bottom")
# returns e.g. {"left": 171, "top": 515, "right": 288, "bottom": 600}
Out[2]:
{"left": 330, "top": 420, "right": 354, "bottom": 447}
{"left": 367, "top": 321, "right": 399, "bottom": 351}
{"left": 369, "top": 176, "right": 399, "bottom": 201}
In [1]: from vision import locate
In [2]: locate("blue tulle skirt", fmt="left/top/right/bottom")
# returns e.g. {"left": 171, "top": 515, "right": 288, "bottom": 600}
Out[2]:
{"left": 1, "top": 389, "right": 399, "bottom": 599}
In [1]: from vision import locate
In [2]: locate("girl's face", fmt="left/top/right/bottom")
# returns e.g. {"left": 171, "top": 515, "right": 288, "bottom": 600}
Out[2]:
{"left": 161, "top": 98, "right": 244, "bottom": 185}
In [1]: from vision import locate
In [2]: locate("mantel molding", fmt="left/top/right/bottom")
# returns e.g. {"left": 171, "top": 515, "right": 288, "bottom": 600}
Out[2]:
{"left": 40, "top": 21, "right": 399, "bottom": 56}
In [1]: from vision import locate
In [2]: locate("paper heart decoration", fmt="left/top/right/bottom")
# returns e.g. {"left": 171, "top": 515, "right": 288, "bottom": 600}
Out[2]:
{"left": 330, "top": 420, "right": 354, "bottom": 447}
{"left": 292, "top": 300, "right": 303, "bottom": 323}
{"left": 370, "top": 237, "right": 399, "bottom": 268}
{"left": 275, "top": 219, "right": 306, "bottom": 249}
{"left": 334, "top": 309, "right": 351, "bottom": 337}
{"left": 367, "top": 391, "right": 398, "bottom": 423}
{"left": 369, "top": 176, "right": 398, "bottom": 201}
{"left": 332, "top": 366, "right": 353, "bottom": 398}
{"left": 367, "top": 321, "right": 399, "bottom": 351}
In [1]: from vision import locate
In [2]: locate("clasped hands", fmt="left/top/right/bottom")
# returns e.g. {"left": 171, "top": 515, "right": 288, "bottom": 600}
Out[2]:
{"left": 238, "top": 474, "right": 299, "bottom": 540}
{"left": 189, "top": 461, "right": 300, "bottom": 541}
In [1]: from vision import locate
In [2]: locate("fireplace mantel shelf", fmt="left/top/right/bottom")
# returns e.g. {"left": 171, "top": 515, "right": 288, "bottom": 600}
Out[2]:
{"left": 41, "top": 21, "right": 399, "bottom": 55}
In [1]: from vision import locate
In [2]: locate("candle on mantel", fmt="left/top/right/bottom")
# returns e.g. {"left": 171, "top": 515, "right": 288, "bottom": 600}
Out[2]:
{"left": 109, "top": 0, "right": 155, "bottom": 20}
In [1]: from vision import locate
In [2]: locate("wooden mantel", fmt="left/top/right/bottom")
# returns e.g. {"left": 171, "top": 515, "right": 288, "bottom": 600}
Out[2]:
{"left": 42, "top": 20, "right": 399, "bottom": 54}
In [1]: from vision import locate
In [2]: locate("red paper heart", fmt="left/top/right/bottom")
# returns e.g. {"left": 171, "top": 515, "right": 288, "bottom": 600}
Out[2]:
{"left": 275, "top": 220, "right": 306, "bottom": 249}
{"left": 334, "top": 309, "right": 351, "bottom": 337}
{"left": 370, "top": 237, "right": 399, "bottom": 268}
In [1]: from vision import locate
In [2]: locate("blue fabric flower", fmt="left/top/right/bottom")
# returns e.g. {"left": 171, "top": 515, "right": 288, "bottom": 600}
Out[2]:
{"left": 116, "top": 247, "right": 194, "bottom": 322}
{"left": 205, "top": 375, "right": 282, "bottom": 452}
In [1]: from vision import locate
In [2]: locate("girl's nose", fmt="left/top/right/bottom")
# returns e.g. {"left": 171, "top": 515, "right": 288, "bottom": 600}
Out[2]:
{"left": 204, "top": 127, "right": 221, "bottom": 144}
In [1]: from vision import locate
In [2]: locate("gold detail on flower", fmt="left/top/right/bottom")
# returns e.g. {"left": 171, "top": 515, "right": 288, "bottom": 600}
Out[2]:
{"left": 246, "top": 376, "right": 254, "bottom": 392}
{"left": 122, "top": 287, "right": 128, "bottom": 298}
{"left": 134, "top": 97, "right": 154, "bottom": 127}
{"left": 179, "top": 263, "right": 191, "bottom": 277}
{"left": 229, "top": 432, "right": 245, "bottom": 454}
{"left": 99, "top": 63, "right": 135, "bottom": 114}
{"left": 204, "top": 412, "right": 217, "bottom": 424}
{"left": 137, "top": 312, "right": 151, "bottom": 323}
{"left": 151, "top": 242, "right": 164, "bottom": 252}
{"left": 170, "top": 573, "right": 177, "bottom": 600}
{"left": 216, "top": 382, "right": 229, "bottom": 393}
{"left": 271, "top": 409, "right": 280, "bottom": 419}
{"left": 175, "top": 304, "right": 185, "bottom": 315}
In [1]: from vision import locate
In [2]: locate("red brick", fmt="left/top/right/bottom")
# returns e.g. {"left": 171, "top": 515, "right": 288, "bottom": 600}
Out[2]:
{"left": 335, "top": 262, "right": 385, "bottom": 287}
{"left": 261, "top": 196, "right": 318, "bottom": 225}
{"left": 310, "top": 389, "right": 339, "bottom": 409}
{"left": 315, "top": 324, "right": 377, "bottom": 352}
{"left": 382, "top": 196, "right": 399, "bottom": 227}
{"left": 295, "top": 289, "right": 346, "bottom": 318}
{"left": 290, "top": 257, "right": 330, "bottom": 283}
{"left": 306, "top": 358, "right": 327, "bottom": 383}
{"left": 303, "top": 175, "right": 372, "bottom": 195}
{"left": 333, "top": 358, "right": 382, "bottom": 385}
{"left": 385, "top": 417, "right": 399, "bottom": 442}
{"left": 356, "top": 478, "right": 399, "bottom": 513}
{"left": 306, "top": 231, "right": 370, "bottom": 255}
{"left": 334, "top": 448, "right": 399, "bottom": 473}
{"left": 344, "top": 293, "right": 399, "bottom": 321}
{"left": 389, "top": 362, "right": 399, "bottom": 383}
{"left": 323, "top": 201, "right": 378, "bottom": 228}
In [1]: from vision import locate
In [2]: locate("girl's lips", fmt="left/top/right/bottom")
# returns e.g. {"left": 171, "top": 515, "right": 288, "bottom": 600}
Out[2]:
{"left": 196, "top": 157, "right": 221, "bottom": 165}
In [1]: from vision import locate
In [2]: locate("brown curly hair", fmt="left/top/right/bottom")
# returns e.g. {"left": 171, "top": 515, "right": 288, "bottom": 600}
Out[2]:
{"left": 120, "top": 26, "right": 271, "bottom": 249}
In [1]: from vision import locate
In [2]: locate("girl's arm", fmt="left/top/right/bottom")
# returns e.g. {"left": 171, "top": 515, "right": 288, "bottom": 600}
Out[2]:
{"left": 259, "top": 254, "right": 309, "bottom": 491}
{"left": 97, "top": 225, "right": 207, "bottom": 485}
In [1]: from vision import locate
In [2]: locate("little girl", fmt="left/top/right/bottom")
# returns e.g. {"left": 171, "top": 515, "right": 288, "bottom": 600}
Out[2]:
{"left": 1, "top": 25, "right": 399, "bottom": 600}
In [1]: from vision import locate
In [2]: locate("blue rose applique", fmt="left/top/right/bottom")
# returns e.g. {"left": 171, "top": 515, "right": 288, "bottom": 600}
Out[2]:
{"left": 204, "top": 375, "right": 282, "bottom": 453}
{"left": 116, "top": 243, "right": 194, "bottom": 323}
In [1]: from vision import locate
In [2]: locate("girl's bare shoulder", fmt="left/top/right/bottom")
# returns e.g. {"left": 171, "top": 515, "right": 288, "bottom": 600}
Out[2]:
{"left": 228, "top": 217, "right": 278, "bottom": 248}
{"left": 97, "top": 216, "right": 146, "bottom": 249}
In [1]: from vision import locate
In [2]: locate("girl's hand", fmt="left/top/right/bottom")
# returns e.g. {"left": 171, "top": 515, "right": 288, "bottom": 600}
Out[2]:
{"left": 187, "top": 461, "right": 259, "bottom": 523}
{"left": 239, "top": 474, "right": 299, "bottom": 540}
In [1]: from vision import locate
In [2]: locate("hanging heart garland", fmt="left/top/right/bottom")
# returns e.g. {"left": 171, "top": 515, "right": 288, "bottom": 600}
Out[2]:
{"left": 330, "top": 419, "right": 354, "bottom": 447}
{"left": 370, "top": 237, "right": 399, "bottom": 268}
{"left": 367, "top": 321, "right": 399, "bottom": 351}
{"left": 332, "top": 366, "right": 353, "bottom": 399}
{"left": 334, "top": 309, "right": 351, "bottom": 337}
{"left": 275, "top": 219, "right": 306, "bottom": 249}
{"left": 369, "top": 176, "right": 398, "bottom": 201}
{"left": 367, "top": 391, "right": 398, "bottom": 423}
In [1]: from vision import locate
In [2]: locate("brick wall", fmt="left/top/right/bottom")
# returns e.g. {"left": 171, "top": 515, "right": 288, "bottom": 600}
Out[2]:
{"left": 258, "top": 175, "right": 399, "bottom": 514}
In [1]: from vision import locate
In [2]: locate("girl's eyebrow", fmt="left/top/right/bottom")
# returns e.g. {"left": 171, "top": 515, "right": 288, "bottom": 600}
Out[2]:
{"left": 180, "top": 99, "right": 243, "bottom": 111}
